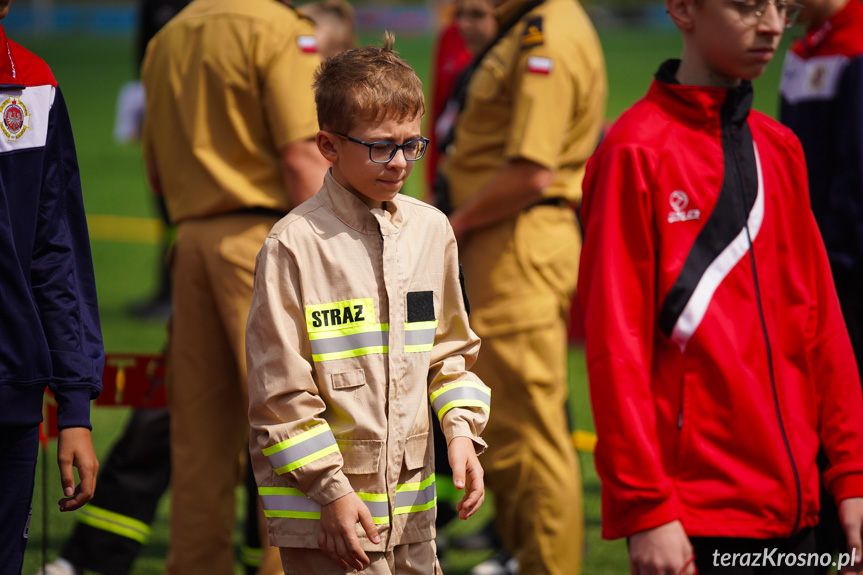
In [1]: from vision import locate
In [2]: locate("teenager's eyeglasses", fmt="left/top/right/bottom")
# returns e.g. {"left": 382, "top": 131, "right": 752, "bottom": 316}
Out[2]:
{"left": 728, "top": 0, "right": 803, "bottom": 28}
{"left": 328, "top": 131, "right": 430, "bottom": 164}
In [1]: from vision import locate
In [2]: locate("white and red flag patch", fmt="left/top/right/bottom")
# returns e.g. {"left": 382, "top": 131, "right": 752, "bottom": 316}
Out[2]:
{"left": 526, "top": 56, "right": 553, "bottom": 75}
{"left": 297, "top": 35, "right": 318, "bottom": 54}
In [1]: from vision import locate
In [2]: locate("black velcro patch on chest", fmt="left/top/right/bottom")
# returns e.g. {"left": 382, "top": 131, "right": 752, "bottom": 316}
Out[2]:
{"left": 407, "top": 291, "right": 436, "bottom": 323}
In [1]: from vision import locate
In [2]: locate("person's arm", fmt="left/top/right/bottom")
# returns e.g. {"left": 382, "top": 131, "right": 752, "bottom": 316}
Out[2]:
{"left": 246, "top": 234, "right": 378, "bottom": 569}
{"left": 426, "top": 219, "right": 490, "bottom": 518}
{"left": 279, "top": 138, "right": 329, "bottom": 207}
{"left": 260, "top": 17, "right": 326, "bottom": 207}
{"left": 35, "top": 86, "right": 104, "bottom": 510}
{"left": 579, "top": 140, "right": 678, "bottom": 530}
{"left": 448, "top": 159, "right": 552, "bottom": 242}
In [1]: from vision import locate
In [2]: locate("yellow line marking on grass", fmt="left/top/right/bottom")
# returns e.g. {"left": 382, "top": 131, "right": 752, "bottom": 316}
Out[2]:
{"left": 572, "top": 430, "right": 597, "bottom": 454}
{"left": 87, "top": 215, "right": 164, "bottom": 245}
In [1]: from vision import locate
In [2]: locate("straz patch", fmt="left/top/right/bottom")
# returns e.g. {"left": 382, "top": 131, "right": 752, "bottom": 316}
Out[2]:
{"left": 1, "top": 96, "right": 30, "bottom": 143}
{"left": 520, "top": 17, "right": 544, "bottom": 49}
{"left": 306, "top": 298, "right": 374, "bottom": 333}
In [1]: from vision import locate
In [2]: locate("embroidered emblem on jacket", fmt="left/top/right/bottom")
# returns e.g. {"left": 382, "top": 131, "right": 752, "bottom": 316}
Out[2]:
{"left": 1, "top": 96, "right": 30, "bottom": 143}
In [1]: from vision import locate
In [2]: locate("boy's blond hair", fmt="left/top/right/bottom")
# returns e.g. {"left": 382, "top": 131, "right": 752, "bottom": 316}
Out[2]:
{"left": 313, "top": 32, "right": 425, "bottom": 132}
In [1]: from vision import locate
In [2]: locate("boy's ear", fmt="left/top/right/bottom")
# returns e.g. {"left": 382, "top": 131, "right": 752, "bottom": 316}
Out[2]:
{"left": 667, "top": 0, "right": 696, "bottom": 31}
{"left": 316, "top": 130, "right": 340, "bottom": 163}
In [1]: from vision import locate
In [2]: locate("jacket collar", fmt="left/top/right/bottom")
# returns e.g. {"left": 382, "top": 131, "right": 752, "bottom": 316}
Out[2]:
{"left": 317, "top": 169, "right": 406, "bottom": 235}
{"left": 0, "top": 24, "right": 24, "bottom": 89}
{"left": 650, "top": 59, "right": 753, "bottom": 136}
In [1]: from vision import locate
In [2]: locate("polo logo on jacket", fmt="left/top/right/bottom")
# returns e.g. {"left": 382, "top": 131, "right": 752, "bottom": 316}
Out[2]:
{"left": 667, "top": 190, "right": 701, "bottom": 223}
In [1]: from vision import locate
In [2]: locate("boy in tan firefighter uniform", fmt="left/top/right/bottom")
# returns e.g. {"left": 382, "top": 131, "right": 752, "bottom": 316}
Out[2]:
{"left": 440, "top": 0, "right": 606, "bottom": 573}
{"left": 246, "top": 36, "right": 491, "bottom": 575}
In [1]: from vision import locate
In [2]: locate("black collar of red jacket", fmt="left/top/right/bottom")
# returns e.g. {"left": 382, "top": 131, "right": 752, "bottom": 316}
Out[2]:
{"left": 651, "top": 59, "right": 753, "bottom": 135}
{"left": 0, "top": 24, "right": 26, "bottom": 90}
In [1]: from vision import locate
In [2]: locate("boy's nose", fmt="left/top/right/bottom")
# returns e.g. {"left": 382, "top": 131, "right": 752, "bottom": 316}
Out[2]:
{"left": 387, "top": 148, "right": 409, "bottom": 169}
{"left": 758, "top": 3, "right": 785, "bottom": 35}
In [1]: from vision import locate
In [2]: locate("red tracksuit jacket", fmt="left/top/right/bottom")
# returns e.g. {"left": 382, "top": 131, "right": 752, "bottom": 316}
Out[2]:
{"left": 579, "top": 59, "right": 863, "bottom": 541}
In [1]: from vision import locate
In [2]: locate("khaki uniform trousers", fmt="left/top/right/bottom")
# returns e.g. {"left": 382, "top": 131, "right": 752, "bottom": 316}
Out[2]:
{"left": 166, "top": 214, "right": 283, "bottom": 575}
{"left": 459, "top": 205, "right": 584, "bottom": 575}
{"left": 280, "top": 541, "right": 443, "bottom": 575}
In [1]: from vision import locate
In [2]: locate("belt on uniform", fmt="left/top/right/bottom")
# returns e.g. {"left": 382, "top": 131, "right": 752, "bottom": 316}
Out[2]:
{"left": 526, "top": 197, "right": 570, "bottom": 210}
{"left": 229, "top": 207, "right": 287, "bottom": 218}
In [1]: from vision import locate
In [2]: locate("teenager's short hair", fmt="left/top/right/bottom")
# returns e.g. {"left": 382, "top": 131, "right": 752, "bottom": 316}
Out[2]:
{"left": 313, "top": 32, "right": 425, "bottom": 132}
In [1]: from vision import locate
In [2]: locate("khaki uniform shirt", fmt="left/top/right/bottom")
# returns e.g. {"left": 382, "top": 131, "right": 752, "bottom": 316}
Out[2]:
{"left": 141, "top": 0, "right": 320, "bottom": 223}
{"left": 442, "top": 0, "right": 606, "bottom": 206}
{"left": 246, "top": 172, "right": 491, "bottom": 550}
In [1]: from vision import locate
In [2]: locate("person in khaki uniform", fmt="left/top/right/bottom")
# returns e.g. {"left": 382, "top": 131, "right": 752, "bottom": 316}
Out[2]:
{"left": 440, "top": 0, "right": 606, "bottom": 573}
{"left": 140, "top": 0, "right": 329, "bottom": 573}
{"left": 246, "top": 37, "right": 490, "bottom": 575}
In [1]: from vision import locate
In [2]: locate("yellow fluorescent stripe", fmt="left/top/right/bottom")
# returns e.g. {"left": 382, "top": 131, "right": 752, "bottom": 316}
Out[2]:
{"left": 263, "top": 424, "right": 332, "bottom": 456}
{"left": 372, "top": 516, "right": 391, "bottom": 525}
{"left": 274, "top": 443, "right": 340, "bottom": 474}
{"left": 312, "top": 346, "right": 387, "bottom": 362}
{"left": 264, "top": 510, "right": 321, "bottom": 519}
{"left": 308, "top": 323, "right": 389, "bottom": 340}
{"left": 396, "top": 473, "right": 436, "bottom": 493}
{"left": 79, "top": 505, "right": 151, "bottom": 536}
{"left": 429, "top": 381, "right": 490, "bottom": 403}
{"left": 356, "top": 492, "right": 388, "bottom": 502}
{"left": 258, "top": 486, "right": 306, "bottom": 496}
{"left": 405, "top": 344, "right": 433, "bottom": 353}
{"left": 393, "top": 499, "right": 437, "bottom": 515}
{"left": 77, "top": 514, "right": 149, "bottom": 543}
{"left": 87, "top": 214, "right": 165, "bottom": 245}
{"left": 405, "top": 321, "right": 438, "bottom": 331}
{"left": 438, "top": 399, "right": 491, "bottom": 419}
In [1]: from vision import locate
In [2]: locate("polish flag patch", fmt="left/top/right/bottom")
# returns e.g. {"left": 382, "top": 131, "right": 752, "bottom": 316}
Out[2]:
{"left": 526, "top": 56, "right": 553, "bottom": 75}
{"left": 297, "top": 35, "right": 318, "bottom": 54}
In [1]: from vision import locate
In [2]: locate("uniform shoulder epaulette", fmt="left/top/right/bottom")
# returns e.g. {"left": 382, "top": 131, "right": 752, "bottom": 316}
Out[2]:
{"left": 520, "top": 15, "right": 544, "bottom": 49}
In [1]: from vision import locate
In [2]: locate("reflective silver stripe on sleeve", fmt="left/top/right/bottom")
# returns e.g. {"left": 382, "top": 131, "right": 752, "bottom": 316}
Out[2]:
{"left": 430, "top": 382, "right": 491, "bottom": 420}
{"left": 262, "top": 425, "right": 340, "bottom": 474}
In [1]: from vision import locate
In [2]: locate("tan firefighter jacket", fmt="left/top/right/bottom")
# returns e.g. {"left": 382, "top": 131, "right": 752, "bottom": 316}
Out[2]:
{"left": 246, "top": 171, "right": 490, "bottom": 550}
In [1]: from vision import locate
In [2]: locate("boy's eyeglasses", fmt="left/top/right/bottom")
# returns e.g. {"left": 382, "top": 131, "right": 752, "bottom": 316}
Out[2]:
{"left": 328, "top": 131, "right": 430, "bottom": 164}
{"left": 728, "top": 0, "right": 803, "bottom": 28}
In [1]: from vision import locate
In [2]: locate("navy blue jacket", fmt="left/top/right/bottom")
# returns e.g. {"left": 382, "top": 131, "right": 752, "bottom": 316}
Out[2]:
{"left": 0, "top": 24, "right": 103, "bottom": 428}
{"left": 780, "top": 0, "right": 863, "bottom": 271}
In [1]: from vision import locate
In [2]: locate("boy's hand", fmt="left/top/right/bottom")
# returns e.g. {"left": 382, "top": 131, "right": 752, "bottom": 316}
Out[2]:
{"left": 56, "top": 427, "right": 99, "bottom": 512}
{"left": 319, "top": 492, "right": 381, "bottom": 571}
{"left": 839, "top": 497, "right": 863, "bottom": 573}
{"left": 629, "top": 520, "right": 695, "bottom": 575}
{"left": 448, "top": 436, "right": 485, "bottom": 520}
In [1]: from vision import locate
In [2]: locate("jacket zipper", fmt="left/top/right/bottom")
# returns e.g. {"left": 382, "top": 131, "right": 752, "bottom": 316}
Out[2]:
{"left": 728, "top": 124, "right": 802, "bottom": 535}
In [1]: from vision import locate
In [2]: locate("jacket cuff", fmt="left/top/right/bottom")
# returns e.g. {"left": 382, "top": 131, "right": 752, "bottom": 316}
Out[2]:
{"left": 305, "top": 469, "right": 354, "bottom": 507}
{"left": 54, "top": 387, "right": 93, "bottom": 430}
{"left": 828, "top": 470, "right": 863, "bottom": 503}
{"left": 600, "top": 494, "right": 681, "bottom": 540}
{"left": 444, "top": 420, "right": 487, "bottom": 455}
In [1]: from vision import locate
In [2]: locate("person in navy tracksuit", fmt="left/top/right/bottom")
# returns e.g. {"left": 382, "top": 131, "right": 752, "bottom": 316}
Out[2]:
{"left": 0, "top": 1, "right": 103, "bottom": 572}
{"left": 779, "top": 1, "right": 863, "bottom": 569}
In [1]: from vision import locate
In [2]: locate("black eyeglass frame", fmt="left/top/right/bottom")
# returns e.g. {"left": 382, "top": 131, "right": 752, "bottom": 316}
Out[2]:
{"left": 327, "top": 131, "right": 430, "bottom": 164}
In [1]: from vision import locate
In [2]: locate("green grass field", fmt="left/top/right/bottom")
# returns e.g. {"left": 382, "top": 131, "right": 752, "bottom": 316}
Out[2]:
{"left": 17, "top": 26, "right": 796, "bottom": 574}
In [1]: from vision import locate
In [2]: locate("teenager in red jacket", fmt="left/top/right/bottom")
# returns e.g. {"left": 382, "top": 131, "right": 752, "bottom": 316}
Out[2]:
{"left": 578, "top": 1, "right": 863, "bottom": 573}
